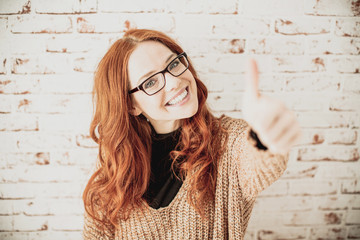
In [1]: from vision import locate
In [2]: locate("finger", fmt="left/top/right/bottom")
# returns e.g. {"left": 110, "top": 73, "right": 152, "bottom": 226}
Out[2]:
{"left": 267, "top": 111, "right": 296, "bottom": 143}
{"left": 276, "top": 123, "right": 302, "bottom": 149}
{"left": 245, "top": 58, "right": 260, "bottom": 101}
{"left": 256, "top": 100, "right": 285, "bottom": 133}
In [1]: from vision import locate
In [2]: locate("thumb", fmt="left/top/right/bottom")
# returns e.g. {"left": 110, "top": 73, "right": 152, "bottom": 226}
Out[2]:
{"left": 245, "top": 58, "right": 260, "bottom": 101}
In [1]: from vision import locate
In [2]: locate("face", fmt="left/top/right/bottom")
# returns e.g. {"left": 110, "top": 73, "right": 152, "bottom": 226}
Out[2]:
{"left": 128, "top": 41, "right": 198, "bottom": 134}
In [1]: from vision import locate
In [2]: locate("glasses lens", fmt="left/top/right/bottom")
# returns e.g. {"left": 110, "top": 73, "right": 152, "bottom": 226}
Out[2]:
{"left": 142, "top": 73, "right": 165, "bottom": 95}
{"left": 167, "top": 55, "right": 188, "bottom": 77}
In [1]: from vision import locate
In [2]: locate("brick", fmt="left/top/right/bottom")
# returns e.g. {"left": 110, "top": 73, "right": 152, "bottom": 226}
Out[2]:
{"left": 0, "top": 166, "right": 86, "bottom": 183}
{"left": 297, "top": 147, "right": 359, "bottom": 162}
{"left": 315, "top": 195, "right": 357, "bottom": 211}
{"left": 0, "top": 232, "right": 30, "bottom": 240}
{"left": 281, "top": 93, "right": 326, "bottom": 111}
{"left": 13, "top": 215, "right": 48, "bottom": 231}
{"left": 193, "top": 54, "right": 271, "bottom": 74}
{"left": 353, "top": 194, "right": 360, "bottom": 209}
{"left": 283, "top": 74, "right": 341, "bottom": 92}
{"left": 348, "top": 225, "right": 360, "bottom": 238}
{"left": 0, "top": 216, "right": 13, "bottom": 231}
{"left": 98, "top": 0, "right": 165, "bottom": 13}
{"left": 255, "top": 196, "right": 313, "bottom": 211}
{"left": 325, "top": 129, "right": 358, "bottom": 145}
{"left": 33, "top": 0, "right": 97, "bottom": 14}
{"left": 0, "top": 152, "right": 50, "bottom": 169}
{"left": 1, "top": 182, "right": 83, "bottom": 199}
{"left": 49, "top": 215, "right": 83, "bottom": 231}
{"left": 0, "top": 34, "right": 46, "bottom": 55}
{"left": 248, "top": 37, "right": 305, "bottom": 55}
{"left": 283, "top": 211, "right": 343, "bottom": 226}
{"left": 35, "top": 183, "right": 84, "bottom": 198}
{"left": 10, "top": 15, "right": 72, "bottom": 33}
{"left": 14, "top": 94, "right": 92, "bottom": 114}
{"left": 0, "top": 94, "right": 16, "bottom": 113}
{"left": 212, "top": 16, "right": 271, "bottom": 36}
{"left": 36, "top": 74, "right": 93, "bottom": 94}
{"left": 256, "top": 227, "right": 307, "bottom": 240}
{"left": 0, "top": 17, "right": 7, "bottom": 35}
{"left": 39, "top": 114, "right": 91, "bottom": 133}
{"left": 76, "top": 134, "right": 97, "bottom": 148}
{"left": 343, "top": 74, "right": 360, "bottom": 93}
{"left": 335, "top": 19, "right": 360, "bottom": 37}
{"left": 0, "top": 113, "right": 38, "bottom": 131}
{"left": 282, "top": 162, "right": 318, "bottom": 178}
{"left": 342, "top": 179, "right": 360, "bottom": 194}
{"left": 207, "top": 0, "right": 238, "bottom": 14}
{"left": 0, "top": 76, "right": 40, "bottom": 94}
{"left": 0, "top": 132, "right": 19, "bottom": 152}
{"left": 12, "top": 199, "right": 51, "bottom": 215}
{"left": 346, "top": 210, "right": 360, "bottom": 224}
{"left": 50, "top": 148, "right": 98, "bottom": 167}
{"left": 77, "top": 14, "right": 174, "bottom": 34}
{"left": 207, "top": 92, "right": 238, "bottom": 111}
{"left": 241, "top": 0, "right": 304, "bottom": 16}
{"left": 46, "top": 35, "right": 108, "bottom": 54}
{"left": 307, "top": 37, "right": 360, "bottom": 55}
{"left": 272, "top": 56, "right": 326, "bottom": 73}
{"left": 73, "top": 55, "right": 101, "bottom": 73}
{"left": 288, "top": 179, "right": 337, "bottom": 196}
{"left": 0, "top": 58, "right": 6, "bottom": 74}
{"left": 305, "top": 0, "right": 359, "bottom": 16}
{"left": 11, "top": 56, "right": 71, "bottom": 74}
{"left": 27, "top": 231, "right": 83, "bottom": 240}
{"left": 16, "top": 132, "right": 73, "bottom": 151}
{"left": 296, "top": 112, "right": 359, "bottom": 128}
{"left": 329, "top": 56, "right": 360, "bottom": 73}
{"left": 330, "top": 95, "right": 360, "bottom": 111}
{"left": 247, "top": 211, "right": 284, "bottom": 227}
{"left": 175, "top": 15, "right": 212, "bottom": 36}
{"left": 317, "top": 162, "right": 359, "bottom": 179}
{"left": 48, "top": 198, "right": 83, "bottom": 215}
{"left": 0, "top": 183, "right": 36, "bottom": 198}
{"left": 0, "top": 200, "right": 13, "bottom": 214}
{"left": 309, "top": 227, "right": 347, "bottom": 239}
{"left": 293, "top": 129, "right": 325, "bottom": 145}
{"left": 275, "top": 18, "right": 331, "bottom": 35}
{"left": 0, "top": 0, "right": 30, "bottom": 14}
{"left": 258, "top": 179, "right": 288, "bottom": 197}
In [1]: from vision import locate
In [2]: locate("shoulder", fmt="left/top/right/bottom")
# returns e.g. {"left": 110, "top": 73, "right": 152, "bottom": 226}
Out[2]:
{"left": 219, "top": 115, "right": 249, "bottom": 136}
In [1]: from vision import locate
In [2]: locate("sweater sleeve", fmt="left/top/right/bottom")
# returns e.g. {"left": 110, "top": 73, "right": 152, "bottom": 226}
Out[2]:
{"left": 83, "top": 210, "right": 115, "bottom": 240}
{"left": 230, "top": 120, "right": 289, "bottom": 197}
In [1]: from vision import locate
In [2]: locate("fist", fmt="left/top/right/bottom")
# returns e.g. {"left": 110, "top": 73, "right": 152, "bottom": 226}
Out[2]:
{"left": 242, "top": 59, "right": 302, "bottom": 155}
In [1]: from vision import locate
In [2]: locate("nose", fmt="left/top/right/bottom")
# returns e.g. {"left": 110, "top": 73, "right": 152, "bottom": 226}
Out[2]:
{"left": 164, "top": 72, "right": 181, "bottom": 92}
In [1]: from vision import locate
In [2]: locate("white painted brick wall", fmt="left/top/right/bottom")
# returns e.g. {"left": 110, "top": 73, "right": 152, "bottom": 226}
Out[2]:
{"left": 0, "top": 0, "right": 359, "bottom": 239}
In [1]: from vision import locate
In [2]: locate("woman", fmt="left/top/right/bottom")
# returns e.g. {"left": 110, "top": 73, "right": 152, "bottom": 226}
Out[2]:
{"left": 83, "top": 28, "right": 301, "bottom": 239}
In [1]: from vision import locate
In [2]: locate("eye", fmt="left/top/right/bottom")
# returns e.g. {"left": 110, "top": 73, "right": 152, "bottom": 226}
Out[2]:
{"left": 144, "top": 78, "right": 157, "bottom": 89}
{"left": 169, "top": 59, "right": 180, "bottom": 71}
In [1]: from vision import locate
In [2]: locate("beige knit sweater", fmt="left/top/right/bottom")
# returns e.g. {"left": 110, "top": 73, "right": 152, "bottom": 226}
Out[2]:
{"left": 83, "top": 116, "right": 289, "bottom": 240}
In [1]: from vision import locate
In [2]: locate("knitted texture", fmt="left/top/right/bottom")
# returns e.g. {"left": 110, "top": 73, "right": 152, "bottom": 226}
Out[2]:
{"left": 83, "top": 116, "right": 289, "bottom": 240}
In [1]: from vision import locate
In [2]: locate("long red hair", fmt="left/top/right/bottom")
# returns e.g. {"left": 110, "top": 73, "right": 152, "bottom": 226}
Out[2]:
{"left": 83, "top": 29, "right": 229, "bottom": 228}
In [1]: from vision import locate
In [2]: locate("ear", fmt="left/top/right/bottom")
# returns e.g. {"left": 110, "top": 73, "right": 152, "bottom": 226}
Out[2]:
{"left": 129, "top": 105, "right": 142, "bottom": 116}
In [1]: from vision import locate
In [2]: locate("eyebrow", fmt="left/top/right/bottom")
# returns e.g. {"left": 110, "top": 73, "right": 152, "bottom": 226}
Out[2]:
{"left": 136, "top": 53, "right": 177, "bottom": 85}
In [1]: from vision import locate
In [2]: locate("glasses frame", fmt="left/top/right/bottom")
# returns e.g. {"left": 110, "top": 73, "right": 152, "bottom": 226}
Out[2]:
{"left": 128, "top": 52, "right": 189, "bottom": 96}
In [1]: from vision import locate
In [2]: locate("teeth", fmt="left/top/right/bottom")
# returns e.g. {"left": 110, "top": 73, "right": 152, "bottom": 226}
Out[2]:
{"left": 168, "top": 89, "right": 188, "bottom": 105}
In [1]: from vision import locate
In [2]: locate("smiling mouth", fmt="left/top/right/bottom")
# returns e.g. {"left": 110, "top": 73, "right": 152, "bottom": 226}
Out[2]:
{"left": 166, "top": 87, "right": 189, "bottom": 106}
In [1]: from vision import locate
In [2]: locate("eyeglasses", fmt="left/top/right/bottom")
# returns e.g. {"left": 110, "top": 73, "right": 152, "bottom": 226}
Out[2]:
{"left": 128, "top": 52, "right": 189, "bottom": 96}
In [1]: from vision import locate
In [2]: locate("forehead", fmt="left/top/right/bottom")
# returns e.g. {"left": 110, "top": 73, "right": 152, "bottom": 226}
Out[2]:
{"left": 128, "top": 41, "right": 173, "bottom": 86}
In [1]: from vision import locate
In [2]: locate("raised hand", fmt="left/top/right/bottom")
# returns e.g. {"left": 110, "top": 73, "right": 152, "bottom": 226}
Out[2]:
{"left": 242, "top": 59, "right": 302, "bottom": 155}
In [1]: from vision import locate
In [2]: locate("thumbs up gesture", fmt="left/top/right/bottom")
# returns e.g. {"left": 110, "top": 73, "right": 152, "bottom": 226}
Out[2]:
{"left": 242, "top": 59, "right": 302, "bottom": 155}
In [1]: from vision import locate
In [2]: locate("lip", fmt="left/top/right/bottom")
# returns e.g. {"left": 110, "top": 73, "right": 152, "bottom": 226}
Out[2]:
{"left": 165, "top": 87, "right": 188, "bottom": 106}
